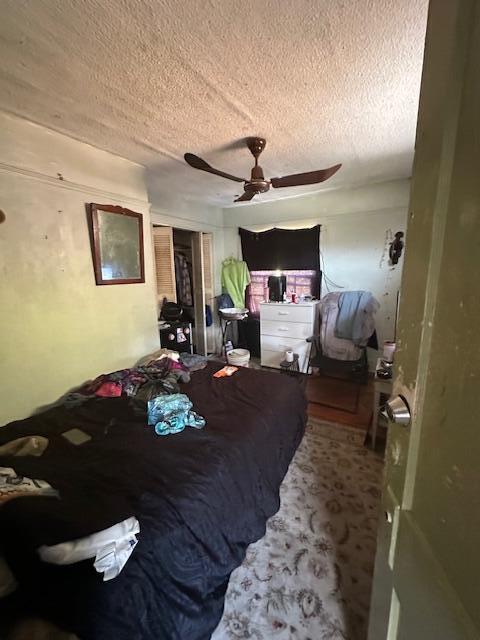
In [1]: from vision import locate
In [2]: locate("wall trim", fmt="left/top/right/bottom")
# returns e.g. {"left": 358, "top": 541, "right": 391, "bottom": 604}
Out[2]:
{"left": 0, "top": 161, "right": 151, "bottom": 208}
{"left": 222, "top": 204, "right": 408, "bottom": 230}
{"left": 222, "top": 176, "right": 411, "bottom": 209}
{"left": 150, "top": 206, "right": 224, "bottom": 230}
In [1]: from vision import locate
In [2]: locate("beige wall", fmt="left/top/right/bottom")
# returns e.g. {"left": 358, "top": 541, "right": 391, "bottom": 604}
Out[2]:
{"left": 0, "top": 112, "right": 159, "bottom": 425}
{"left": 223, "top": 179, "right": 409, "bottom": 368}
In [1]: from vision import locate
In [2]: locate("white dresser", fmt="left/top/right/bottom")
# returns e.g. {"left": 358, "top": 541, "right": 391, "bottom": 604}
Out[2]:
{"left": 260, "top": 301, "right": 320, "bottom": 373}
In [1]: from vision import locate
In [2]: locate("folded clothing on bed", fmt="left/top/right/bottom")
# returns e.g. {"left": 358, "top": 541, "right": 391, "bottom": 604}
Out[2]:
{"left": 147, "top": 393, "right": 205, "bottom": 435}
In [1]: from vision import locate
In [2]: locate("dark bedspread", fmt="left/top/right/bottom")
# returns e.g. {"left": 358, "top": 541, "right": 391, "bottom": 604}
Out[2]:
{"left": 0, "top": 363, "right": 306, "bottom": 640}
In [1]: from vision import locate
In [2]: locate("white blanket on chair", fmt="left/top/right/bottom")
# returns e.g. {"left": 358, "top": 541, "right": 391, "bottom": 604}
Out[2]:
{"left": 319, "top": 292, "right": 364, "bottom": 361}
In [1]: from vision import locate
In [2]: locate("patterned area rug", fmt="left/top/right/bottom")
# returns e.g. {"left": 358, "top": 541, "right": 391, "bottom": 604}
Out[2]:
{"left": 212, "top": 418, "right": 383, "bottom": 640}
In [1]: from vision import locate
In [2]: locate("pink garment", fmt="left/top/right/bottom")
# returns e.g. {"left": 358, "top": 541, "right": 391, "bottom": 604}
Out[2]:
{"left": 169, "top": 359, "right": 187, "bottom": 371}
{"left": 95, "top": 382, "right": 122, "bottom": 398}
{"left": 245, "top": 283, "right": 258, "bottom": 315}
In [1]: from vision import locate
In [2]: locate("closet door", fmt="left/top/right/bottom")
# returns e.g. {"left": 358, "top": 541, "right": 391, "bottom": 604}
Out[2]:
{"left": 202, "top": 233, "right": 214, "bottom": 308}
{"left": 152, "top": 226, "right": 176, "bottom": 305}
{"left": 202, "top": 233, "right": 216, "bottom": 353}
{"left": 191, "top": 232, "right": 207, "bottom": 355}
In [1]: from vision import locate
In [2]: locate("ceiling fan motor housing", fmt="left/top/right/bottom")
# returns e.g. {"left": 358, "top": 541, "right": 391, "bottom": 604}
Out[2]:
{"left": 245, "top": 176, "right": 270, "bottom": 194}
{"left": 247, "top": 140, "right": 269, "bottom": 193}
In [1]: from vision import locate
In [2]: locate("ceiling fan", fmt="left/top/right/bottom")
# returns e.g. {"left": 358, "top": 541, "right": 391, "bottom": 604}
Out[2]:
{"left": 184, "top": 137, "right": 341, "bottom": 203}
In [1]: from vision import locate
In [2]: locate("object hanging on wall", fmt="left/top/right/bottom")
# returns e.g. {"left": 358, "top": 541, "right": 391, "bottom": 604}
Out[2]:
{"left": 389, "top": 231, "right": 405, "bottom": 265}
{"left": 88, "top": 203, "right": 145, "bottom": 285}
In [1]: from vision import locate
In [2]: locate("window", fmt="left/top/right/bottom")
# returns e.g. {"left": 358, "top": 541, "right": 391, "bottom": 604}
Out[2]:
{"left": 248, "top": 270, "right": 317, "bottom": 315}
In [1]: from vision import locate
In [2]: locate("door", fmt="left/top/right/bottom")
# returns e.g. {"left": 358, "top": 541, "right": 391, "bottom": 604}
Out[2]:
{"left": 202, "top": 232, "right": 216, "bottom": 353}
{"left": 191, "top": 231, "right": 206, "bottom": 355}
{"left": 152, "top": 226, "right": 177, "bottom": 306}
{"left": 368, "top": 1, "right": 480, "bottom": 639}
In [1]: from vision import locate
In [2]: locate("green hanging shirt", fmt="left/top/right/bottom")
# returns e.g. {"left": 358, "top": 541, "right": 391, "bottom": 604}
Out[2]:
{"left": 221, "top": 258, "right": 250, "bottom": 309}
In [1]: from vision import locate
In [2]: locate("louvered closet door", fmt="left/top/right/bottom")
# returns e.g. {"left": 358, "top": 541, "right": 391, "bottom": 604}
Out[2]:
{"left": 191, "top": 232, "right": 207, "bottom": 355}
{"left": 202, "top": 233, "right": 214, "bottom": 306}
{"left": 152, "top": 226, "right": 176, "bottom": 304}
{"left": 202, "top": 233, "right": 216, "bottom": 354}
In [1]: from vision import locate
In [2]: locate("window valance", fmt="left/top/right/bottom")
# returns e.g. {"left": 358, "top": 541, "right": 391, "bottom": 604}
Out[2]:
{"left": 239, "top": 225, "right": 321, "bottom": 271}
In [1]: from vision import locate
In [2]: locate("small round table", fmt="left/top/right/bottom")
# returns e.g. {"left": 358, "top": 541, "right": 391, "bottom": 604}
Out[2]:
{"left": 279, "top": 353, "right": 300, "bottom": 375}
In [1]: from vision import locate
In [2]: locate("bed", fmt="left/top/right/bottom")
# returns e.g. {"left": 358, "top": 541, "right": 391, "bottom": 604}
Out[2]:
{"left": 0, "top": 362, "right": 306, "bottom": 640}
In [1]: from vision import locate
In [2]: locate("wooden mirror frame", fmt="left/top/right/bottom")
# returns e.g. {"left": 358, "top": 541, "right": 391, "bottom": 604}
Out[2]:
{"left": 88, "top": 203, "right": 145, "bottom": 285}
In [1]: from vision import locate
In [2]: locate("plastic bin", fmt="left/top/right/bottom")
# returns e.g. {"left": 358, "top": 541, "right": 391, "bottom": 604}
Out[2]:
{"left": 226, "top": 348, "right": 251, "bottom": 368}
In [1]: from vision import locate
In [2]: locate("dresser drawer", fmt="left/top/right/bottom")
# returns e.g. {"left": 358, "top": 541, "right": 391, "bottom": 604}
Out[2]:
{"left": 260, "top": 334, "right": 310, "bottom": 354}
{"left": 260, "top": 304, "right": 314, "bottom": 324}
{"left": 261, "top": 320, "right": 312, "bottom": 340}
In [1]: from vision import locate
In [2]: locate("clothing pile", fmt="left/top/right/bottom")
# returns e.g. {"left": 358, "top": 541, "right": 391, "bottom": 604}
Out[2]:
{"left": 178, "top": 352, "right": 209, "bottom": 372}
{"left": 64, "top": 352, "right": 207, "bottom": 437}
{"left": 319, "top": 291, "right": 379, "bottom": 361}
{"left": 77, "top": 356, "right": 190, "bottom": 400}
{"left": 148, "top": 394, "right": 205, "bottom": 435}
{"left": 0, "top": 351, "right": 208, "bottom": 594}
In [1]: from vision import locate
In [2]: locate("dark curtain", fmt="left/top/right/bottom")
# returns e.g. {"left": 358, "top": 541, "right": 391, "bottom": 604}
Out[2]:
{"left": 239, "top": 225, "right": 321, "bottom": 271}
{"left": 239, "top": 225, "right": 322, "bottom": 297}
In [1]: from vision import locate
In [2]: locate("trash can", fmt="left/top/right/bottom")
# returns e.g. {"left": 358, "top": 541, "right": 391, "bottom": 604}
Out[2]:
{"left": 226, "top": 348, "right": 251, "bottom": 368}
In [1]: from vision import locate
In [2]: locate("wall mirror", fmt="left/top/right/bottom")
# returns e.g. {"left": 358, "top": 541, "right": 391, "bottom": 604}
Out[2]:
{"left": 88, "top": 203, "right": 145, "bottom": 285}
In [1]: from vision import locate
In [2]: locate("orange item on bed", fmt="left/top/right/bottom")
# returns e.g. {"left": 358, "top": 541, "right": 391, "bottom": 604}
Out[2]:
{"left": 213, "top": 366, "right": 239, "bottom": 378}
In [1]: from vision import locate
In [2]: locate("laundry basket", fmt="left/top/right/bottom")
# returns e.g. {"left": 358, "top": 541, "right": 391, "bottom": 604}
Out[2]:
{"left": 226, "top": 348, "right": 251, "bottom": 368}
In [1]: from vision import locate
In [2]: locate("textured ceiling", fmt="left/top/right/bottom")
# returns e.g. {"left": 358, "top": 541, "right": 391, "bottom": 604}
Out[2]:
{"left": 0, "top": 0, "right": 428, "bottom": 206}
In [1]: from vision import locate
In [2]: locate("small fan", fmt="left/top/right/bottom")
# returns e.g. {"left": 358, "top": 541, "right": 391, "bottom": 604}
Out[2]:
{"left": 184, "top": 137, "right": 341, "bottom": 203}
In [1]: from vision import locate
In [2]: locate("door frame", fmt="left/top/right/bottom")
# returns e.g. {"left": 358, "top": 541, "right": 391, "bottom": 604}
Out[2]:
{"left": 151, "top": 223, "right": 215, "bottom": 356}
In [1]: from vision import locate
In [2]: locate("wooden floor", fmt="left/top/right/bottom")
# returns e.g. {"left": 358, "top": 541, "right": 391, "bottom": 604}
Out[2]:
{"left": 252, "top": 359, "right": 376, "bottom": 437}
{"left": 306, "top": 374, "right": 374, "bottom": 431}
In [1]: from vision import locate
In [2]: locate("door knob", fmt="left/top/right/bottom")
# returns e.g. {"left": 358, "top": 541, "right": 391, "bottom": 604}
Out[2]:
{"left": 384, "top": 395, "right": 411, "bottom": 426}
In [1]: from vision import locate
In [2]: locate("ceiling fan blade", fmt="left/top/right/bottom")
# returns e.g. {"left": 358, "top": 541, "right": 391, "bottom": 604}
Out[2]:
{"left": 271, "top": 163, "right": 342, "bottom": 188}
{"left": 184, "top": 153, "right": 245, "bottom": 183}
{"left": 234, "top": 192, "right": 255, "bottom": 203}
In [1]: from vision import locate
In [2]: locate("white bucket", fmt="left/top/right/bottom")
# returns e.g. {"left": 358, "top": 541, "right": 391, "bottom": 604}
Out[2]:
{"left": 226, "top": 348, "right": 251, "bottom": 368}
